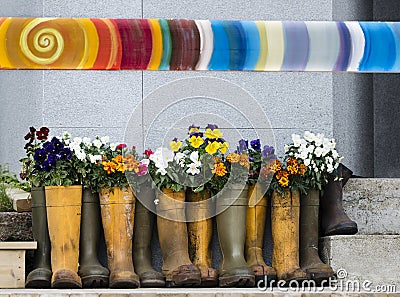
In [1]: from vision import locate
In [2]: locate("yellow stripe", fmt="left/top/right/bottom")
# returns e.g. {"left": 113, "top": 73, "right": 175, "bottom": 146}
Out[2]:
{"left": 0, "top": 18, "right": 12, "bottom": 68}
{"left": 76, "top": 18, "right": 99, "bottom": 69}
{"left": 102, "top": 18, "right": 119, "bottom": 69}
{"left": 255, "top": 21, "right": 268, "bottom": 71}
{"left": 147, "top": 19, "right": 163, "bottom": 70}
{"left": 265, "top": 21, "right": 284, "bottom": 71}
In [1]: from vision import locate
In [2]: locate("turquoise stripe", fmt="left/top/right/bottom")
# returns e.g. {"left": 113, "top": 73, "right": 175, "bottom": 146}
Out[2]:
{"left": 359, "top": 22, "right": 396, "bottom": 71}
{"left": 387, "top": 22, "right": 400, "bottom": 72}
{"left": 241, "top": 21, "right": 260, "bottom": 70}
{"left": 158, "top": 19, "right": 171, "bottom": 70}
{"left": 223, "top": 21, "right": 246, "bottom": 70}
{"left": 209, "top": 20, "right": 230, "bottom": 70}
{"left": 282, "top": 21, "right": 310, "bottom": 71}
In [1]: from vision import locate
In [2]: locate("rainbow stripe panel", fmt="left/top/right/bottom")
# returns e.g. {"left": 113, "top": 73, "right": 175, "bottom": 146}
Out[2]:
{"left": 0, "top": 17, "right": 400, "bottom": 72}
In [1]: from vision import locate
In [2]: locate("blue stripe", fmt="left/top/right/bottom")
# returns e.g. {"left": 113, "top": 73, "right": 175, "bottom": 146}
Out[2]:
{"left": 282, "top": 21, "right": 310, "bottom": 71}
{"left": 387, "top": 22, "right": 400, "bottom": 72}
{"left": 208, "top": 20, "right": 230, "bottom": 70}
{"left": 223, "top": 21, "right": 246, "bottom": 70}
{"left": 241, "top": 21, "right": 260, "bottom": 70}
{"left": 334, "top": 22, "right": 351, "bottom": 71}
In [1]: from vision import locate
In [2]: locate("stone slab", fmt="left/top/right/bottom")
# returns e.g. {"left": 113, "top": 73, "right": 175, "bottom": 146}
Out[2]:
{"left": 343, "top": 178, "right": 400, "bottom": 235}
{"left": 320, "top": 235, "right": 400, "bottom": 288}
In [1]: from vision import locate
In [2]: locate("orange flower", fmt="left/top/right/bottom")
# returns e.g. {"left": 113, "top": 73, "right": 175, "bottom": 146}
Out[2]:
{"left": 287, "top": 158, "right": 298, "bottom": 166}
{"left": 276, "top": 170, "right": 289, "bottom": 187}
{"left": 287, "top": 163, "right": 299, "bottom": 175}
{"left": 226, "top": 153, "right": 240, "bottom": 163}
{"left": 212, "top": 162, "right": 227, "bottom": 177}
{"left": 269, "top": 160, "right": 282, "bottom": 173}
{"left": 124, "top": 154, "right": 140, "bottom": 172}
{"left": 102, "top": 161, "right": 117, "bottom": 174}
{"left": 113, "top": 155, "right": 123, "bottom": 164}
{"left": 298, "top": 164, "right": 307, "bottom": 175}
{"left": 239, "top": 154, "right": 250, "bottom": 169}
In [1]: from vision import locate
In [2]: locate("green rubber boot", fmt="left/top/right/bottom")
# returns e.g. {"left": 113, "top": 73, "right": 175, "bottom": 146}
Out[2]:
{"left": 25, "top": 187, "right": 52, "bottom": 288}
{"left": 216, "top": 185, "right": 255, "bottom": 287}
{"left": 78, "top": 189, "right": 109, "bottom": 288}
{"left": 133, "top": 185, "right": 165, "bottom": 287}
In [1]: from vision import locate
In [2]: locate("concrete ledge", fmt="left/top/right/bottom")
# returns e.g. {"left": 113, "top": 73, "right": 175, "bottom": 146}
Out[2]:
{"left": 343, "top": 178, "right": 400, "bottom": 235}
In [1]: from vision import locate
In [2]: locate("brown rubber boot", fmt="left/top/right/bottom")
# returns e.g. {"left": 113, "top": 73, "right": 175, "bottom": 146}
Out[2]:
{"left": 186, "top": 189, "right": 218, "bottom": 287}
{"left": 320, "top": 164, "right": 358, "bottom": 236}
{"left": 245, "top": 184, "right": 276, "bottom": 285}
{"left": 45, "top": 186, "right": 83, "bottom": 288}
{"left": 300, "top": 189, "right": 334, "bottom": 284}
{"left": 216, "top": 185, "right": 255, "bottom": 287}
{"left": 156, "top": 188, "right": 201, "bottom": 287}
{"left": 99, "top": 187, "right": 140, "bottom": 288}
{"left": 78, "top": 189, "right": 109, "bottom": 288}
{"left": 25, "top": 187, "right": 52, "bottom": 288}
{"left": 133, "top": 184, "right": 165, "bottom": 287}
{"left": 272, "top": 189, "right": 307, "bottom": 284}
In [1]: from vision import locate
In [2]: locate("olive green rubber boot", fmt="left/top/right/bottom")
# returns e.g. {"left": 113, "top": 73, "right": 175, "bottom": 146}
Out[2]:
{"left": 25, "top": 187, "right": 52, "bottom": 288}
{"left": 216, "top": 185, "right": 255, "bottom": 288}
{"left": 133, "top": 185, "right": 165, "bottom": 287}
{"left": 78, "top": 189, "right": 109, "bottom": 288}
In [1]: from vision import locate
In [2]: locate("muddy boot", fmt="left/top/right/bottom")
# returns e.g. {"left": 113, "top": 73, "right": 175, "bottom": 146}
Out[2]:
{"left": 300, "top": 189, "right": 334, "bottom": 284}
{"left": 216, "top": 185, "right": 255, "bottom": 287}
{"left": 156, "top": 188, "right": 201, "bottom": 287}
{"left": 272, "top": 189, "right": 307, "bottom": 284}
{"left": 45, "top": 186, "right": 82, "bottom": 288}
{"left": 245, "top": 184, "right": 276, "bottom": 285}
{"left": 187, "top": 189, "right": 218, "bottom": 287}
{"left": 133, "top": 185, "right": 165, "bottom": 287}
{"left": 320, "top": 164, "right": 358, "bottom": 236}
{"left": 25, "top": 187, "right": 52, "bottom": 288}
{"left": 78, "top": 189, "right": 109, "bottom": 288}
{"left": 100, "top": 187, "right": 140, "bottom": 288}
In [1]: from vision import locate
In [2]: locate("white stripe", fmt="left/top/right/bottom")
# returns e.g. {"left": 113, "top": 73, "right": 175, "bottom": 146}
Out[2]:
{"left": 305, "top": 22, "right": 340, "bottom": 71}
{"left": 195, "top": 20, "right": 214, "bottom": 70}
{"left": 345, "top": 22, "right": 365, "bottom": 72}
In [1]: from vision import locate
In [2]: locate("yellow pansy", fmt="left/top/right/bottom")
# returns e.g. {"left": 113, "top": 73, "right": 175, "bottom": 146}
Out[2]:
{"left": 205, "top": 128, "right": 223, "bottom": 140}
{"left": 189, "top": 127, "right": 200, "bottom": 134}
{"left": 219, "top": 141, "right": 229, "bottom": 154}
{"left": 205, "top": 141, "right": 221, "bottom": 155}
{"left": 170, "top": 139, "right": 182, "bottom": 152}
{"left": 189, "top": 135, "right": 204, "bottom": 148}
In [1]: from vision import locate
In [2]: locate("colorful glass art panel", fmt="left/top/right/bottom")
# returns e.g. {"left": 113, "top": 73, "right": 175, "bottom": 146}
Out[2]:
{"left": 0, "top": 18, "right": 399, "bottom": 72}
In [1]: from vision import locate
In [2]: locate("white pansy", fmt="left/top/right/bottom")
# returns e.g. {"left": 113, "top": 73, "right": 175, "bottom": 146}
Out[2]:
{"left": 332, "top": 150, "right": 339, "bottom": 159}
{"left": 321, "top": 147, "right": 330, "bottom": 157}
{"left": 187, "top": 163, "right": 200, "bottom": 175}
{"left": 284, "top": 144, "right": 290, "bottom": 152}
{"left": 326, "top": 156, "right": 333, "bottom": 164}
{"left": 156, "top": 167, "right": 167, "bottom": 175}
{"left": 299, "top": 151, "right": 308, "bottom": 160}
{"left": 327, "top": 163, "right": 334, "bottom": 173}
{"left": 315, "top": 133, "right": 324, "bottom": 147}
{"left": 110, "top": 143, "right": 117, "bottom": 151}
{"left": 100, "top": 136, "right": 110, "bottom": 144}
{"left": 307, "top": 144, "right": 315, "bottom": 154}
{"left": 89, "top": 154, "right": 102, "bottom": 164}
{"left": 64, "top": 138, "right": 70, "bottom": 145}
{"left": 314, "top": 167, "right": 319, "bottom": 172}
{"left": 331, "top": 138, "right": 336, "bottom": 149}
{"left": 314, "top": 147, "right": 324, "bottom": 157}
{"left": 76, "top": 150, "right": 86, "bottom": 161}
{"left": 93, "top": 139, "right": 102, "bottom": 148}
{"left": 334, "top": 162, "right": 339, "bottom": 169}
{"left": 82, "top": 137, "right": 91, "bottom": 147}
{"left": 292, "top": 134, "right": 302, "bottom": 147}
{"left": 141, "top": 159, "right": 150, "bottom": 166}
{"left": 304, "top": 159, "right": 311, "bottom": 167}
{"left": 161, "top": 148, "right": 174, "bottom": 163}
{"left": 321, "top": 164, "right": 325, "bottom": 171}
{"left": 174, "top": 152, "right": 185, "bottom": 163}
{"left": 69, "top": 142, "right": 80, "bottom": 152}
{"left": 73, "top": 137, "right": 82, "bottom": 145}
{"left": 189, "top": 151, "right": 201, "bottom": 167}
{"left": 304, "top": 131, "right": 316, "bottom": 142}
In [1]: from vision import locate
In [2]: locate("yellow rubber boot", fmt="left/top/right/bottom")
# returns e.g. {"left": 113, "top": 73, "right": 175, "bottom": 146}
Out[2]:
{"left": 156, "top": 188, "right": 201, "bottom": 287}
{"left": 99, "top": 187, "right": 140, "bottom": 288}
{"left": 271, "top": 189, "right": 307, "bottom": 284}
{"left": 186, "top": 190, "right": 218, "bottom": 287}
{"left": 45, "top": 185, "right": 82, "bottom": 288}
{"left": 245, "top": 184, "right": 276, "bottom": 284}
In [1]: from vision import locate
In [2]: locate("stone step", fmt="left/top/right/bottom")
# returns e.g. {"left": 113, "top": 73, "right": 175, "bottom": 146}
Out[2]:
{"left": 343, "top": 178, "right": 400, "bottom": 235}
{"left": 320, "top": 235, "right": 400, "bottom": 289}
{"left": 0, "top": 288, "right": 398, "bottom": 296}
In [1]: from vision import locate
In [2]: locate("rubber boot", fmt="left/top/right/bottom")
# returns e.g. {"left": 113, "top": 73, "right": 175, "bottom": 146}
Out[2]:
{"left": 300, "top": 189, "right": 334, "bottom": 284}
{"left": 25, "top": 187, "right": 52, "bottom": 288}
{"left": 78, "top": 189, "right": 109, "bottom": 288}
{"left": 271, "top": 189, "right": 307, "bottom": 284}
{"left": 45, "top": 185, "right": 82, "bottom": 288}
{"left": 216, "top": 185, "right": 255, "bottom": 287}
{"left": 245, "top": 184, "right": 276, "bottom": 285}
{"left": 156, "top": 188, "right": 201, "bottom": 287}
{"left": 320, "top": 163, "right": 358, "bottom": 236}
{"left": 186, "top": 189, "right": 218, "bottom": 287}
{"left": 99, "top": 187, "right": 140, "bottom": 288}
{"left": 133, "top": 184, "right": 165, "bottom": 287}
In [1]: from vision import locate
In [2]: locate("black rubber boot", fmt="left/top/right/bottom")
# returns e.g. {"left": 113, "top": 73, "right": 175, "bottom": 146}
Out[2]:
{"left": 25, "top": 187, "right": 52, "bottom": 288}
{"left": 78, "top": 189, "right": 109, "bottom": 288}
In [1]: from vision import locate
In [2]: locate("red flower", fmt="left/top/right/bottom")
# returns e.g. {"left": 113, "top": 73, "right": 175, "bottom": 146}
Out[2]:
{"left": 144, "top": 149, "right": 154, "bottom": 157}
{"left": 24, "top": 126, "right": 36, "bottom": 141}
{"left": 36, "top": 127, "right": 50, "bottom": 141}
{"left": 132, "top": 146, "right": 136, "bottom": 150}
{"left": 116, "top": 143, "right": 127, "bottom": 150}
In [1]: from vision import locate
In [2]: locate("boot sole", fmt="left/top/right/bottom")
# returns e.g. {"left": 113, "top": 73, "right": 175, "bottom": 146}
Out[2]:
{"left": 140, "top": 279, "right": 166, "bottom": 288}
{"left": 200, "top": 277, "right": 218, "bottom": 287}
{"left": 219, "top": 275, "right": 255, "bottom": 287}
{"left": 324, "top": 222, "right": 358, "bottom": 236}
{"left": 52, "top": 279, "right": 82, "bottom": 289}
{"left": 110, "top": 278, "right": 140, "bottom": 288}
{"left": 25, "top": 278, "right": 51, "bottom": 289}
{"left": 166, "top": 276, "right": 201, "bottom": 287}
{"left": 81, "top": 275, "right": 109, "bottom": 288}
